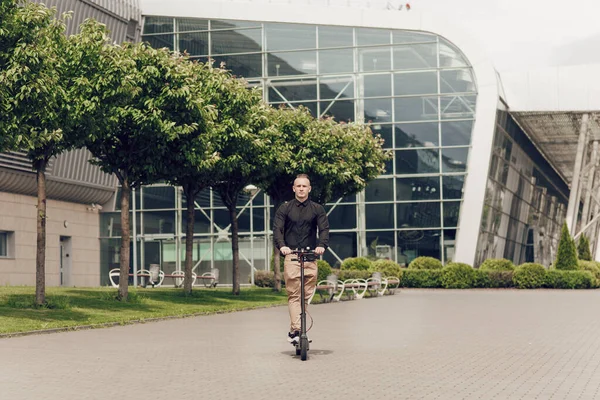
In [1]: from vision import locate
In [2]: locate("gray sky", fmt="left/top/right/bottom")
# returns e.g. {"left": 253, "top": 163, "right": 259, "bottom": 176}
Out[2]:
{"left": 372, "top": 0, "right": 600, "bottom": 71}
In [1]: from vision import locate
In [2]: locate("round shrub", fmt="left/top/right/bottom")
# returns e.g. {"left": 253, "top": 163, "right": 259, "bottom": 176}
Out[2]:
{"left": 479, "top": 258, "right": 515, "bottom": 271}
{"left": 513, "top": 263, "right": 546, "bottom": 288}
{"left": 253, "top": 270, "right": 274, "bottom": 288}
{"left": 337, "top": 269, "right": 372, "bottom": 281}
{"left": 441, "top": 262, "right": 475, "bottom": 289}
{"left": 370, "top": 259, "right": 402, "bottom": 278}
{"left": 401, "top": 269, "right": 443, "bottom": 288}
{"left": 341, "top": 257, "right": 372, "bottom": 271}
{"left": 408, "top": 256, "right": 443, "bottom": 270}
{"left": 317, "top": 259, "right": 333, "bottom": 282}
{"left": 545, "top": 270, "right": 595, "bottom": 289}
{"left": 578, "top": 260, "right": 600, "bottom": 274}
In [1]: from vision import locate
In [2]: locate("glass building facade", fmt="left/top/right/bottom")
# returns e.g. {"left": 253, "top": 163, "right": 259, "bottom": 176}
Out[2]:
{"left": 98, "top": 16, "right": 479, "bottom": 285}
{"left": 475, "top": 111, "right": 569, "bottom": 267}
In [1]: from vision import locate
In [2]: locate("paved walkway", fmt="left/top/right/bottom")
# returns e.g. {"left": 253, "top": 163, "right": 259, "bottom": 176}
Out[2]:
{"left": 3, "top": 290, "right": 600, "bottom": 399}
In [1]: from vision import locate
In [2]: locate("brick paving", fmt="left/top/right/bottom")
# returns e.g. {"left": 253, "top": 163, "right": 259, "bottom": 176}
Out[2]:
{"left": 3, "top": 289, "right": 600, "bottom": 399}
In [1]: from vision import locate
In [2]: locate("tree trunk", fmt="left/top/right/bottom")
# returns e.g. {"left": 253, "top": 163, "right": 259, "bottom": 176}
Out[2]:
{"left": 183, "top": 186, "right": 197, "bottom": 295}
{"left": 229, "top": 204, "right": 240, "bottom": 295}
{"left": 35, "top": 162, "right": 47, "bottom": 306}
{"left": 118, "top": 178, "right": 131, "bottom": 301}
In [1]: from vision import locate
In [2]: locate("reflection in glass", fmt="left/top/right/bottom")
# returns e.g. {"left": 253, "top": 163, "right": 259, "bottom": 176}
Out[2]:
{"left": 443, "top": 229, "right": 457, "bottom": 263}
{"left": 143, "top": 211, "right": 176, "bottom": 235}
{"left": 319, "top": 76, "right": 354, "bottom": 100}
{"left": 441, "top": 120, "right": 473, "bottom": 146}
{"left": 325, "top": 205, "right": 357, "bottom": 230}
{"left": 357, "top": 28, "right": 390, "bottom": 46}
{"left": 365, "top": 178, "right": 394, "bottom": 202}
{"left": 211, "top": 19, "right": 261, "bottom": 30}
{"left": 363, "top": 74, "right": 391, "bottom": 97}
{"left": 393, "top": 31, "right": 436, "bottom": 44}
{"left": 324, "top": 232, "right": 357, "bottom": 268}
{"left": 266, "top": 23, "right": 316, "bottom": 51}
{"left": 144, "top": 34, "right": 174, "bottom": 51}
{"left": 267, "top": 51, "right": 317, "bottom": 76}
{"left": 395, "top": 122, "right": 439, "bottom": 148}
{"left": 319, "top": 49, "right": 354, "bottom": 74}
{"left": 397, "top": 202, "right": 441, "bottom": 228}
{"left": 358, "top": 47, "right": 391, "bottom": 72}
{"left": 443, "top": 201, "right": 461, "bottom": 227}
{"left": 181, "top": 210, "right": 211, "bottom": 234}
{"left": 442, "top": 175, "right": 465, "bottom": 199}
{"left": 100, "top": 238, "right": 122, "bottom": 285}
{"left": 393, "top": 44, "right": 437, "bottom": 69}
{"left": 369, "top": 124, "right": 393, "bottom": 148}
{"left": 396, "top": 149, "right": 440, "bottom": 174}
{"left": 318, "top": 26, "right": 353, "bottom": 48}
{"left": 394, "top": 71, "right": 437, "bottom": 96}
{"left": 440, "top": 95, "right": 476, "bottom": 119}
{"left": 213, "top": 53, "right": 262, "bottom": 78}
{"left": 211, "top": 29, "right": 262, "bottom": 54}
{"left": 177, "top": 18, "right": 208, "bottom": 32}
{"left": 441, "top": 147, "right": 469, "bottom": 173}
{"left": 179, "top": 32, "right": 208, "bottom": 56}
{"left": 100, "top": 212, "right": 141, "bottom": 237}
{"left": 396, "top": 176, "right": 440, "bottom": 201}
{"left": 397, "top": 229, "right": 442, "bottom": 265}
{"left": 366, "top": 231, "right": 395, "bottom": 259}
{"left": 320, "top": 100, "right": 354, "bottom": 122}
{"left": 394, "top": 96, "right": 439, "bottom": 122}
{"left": 268, "top": 79, "right": 317, "bottom": 102}
{"left": 440, "top": 69, "right": 476, "bottom": 93}
{"left": 143, "top": 186, "right": 175, "bottom": 209}
{"left": 143, "top": 17, "right": 174, "bottom": 34}
{"left": 439, "top": 38, "right": 469, "bottom": 68}
{"left": 364, "top": 98, "right": 392, "bottom": 124}
{"left": 366, "top": 204, "right": 394, "bottom": 229}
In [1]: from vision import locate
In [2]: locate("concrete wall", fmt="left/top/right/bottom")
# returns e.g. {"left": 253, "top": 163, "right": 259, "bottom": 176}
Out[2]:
{"left": 0, "top": 192, "right": 100, "bottom": 287}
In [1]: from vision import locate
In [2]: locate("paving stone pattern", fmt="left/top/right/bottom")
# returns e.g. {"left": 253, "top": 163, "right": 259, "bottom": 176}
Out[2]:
{"left": 3, "top": 289, "right": 600, "bottom": 399}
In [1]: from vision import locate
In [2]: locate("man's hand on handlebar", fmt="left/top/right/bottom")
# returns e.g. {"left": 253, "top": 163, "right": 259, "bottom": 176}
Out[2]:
{"left": 314, "top": 247, "right": 325, "bottom": 256}
{"left": 280, "top": 246, "right": 292, "bottom": 255}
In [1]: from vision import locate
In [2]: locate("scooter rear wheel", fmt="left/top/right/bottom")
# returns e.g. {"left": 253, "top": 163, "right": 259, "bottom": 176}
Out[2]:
{"left": 295, "top": 346, "right": 301, "bottom": 356}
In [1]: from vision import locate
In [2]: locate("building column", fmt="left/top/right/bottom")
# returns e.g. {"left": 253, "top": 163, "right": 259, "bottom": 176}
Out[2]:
{"left": 581, "top": 141, "right": 598, "bottom": 231}
{"left": 566, "top": 113, "right": 590, "bottom": 233}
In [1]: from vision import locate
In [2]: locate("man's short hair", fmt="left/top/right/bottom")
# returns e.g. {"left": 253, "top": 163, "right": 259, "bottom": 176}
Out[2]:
{"left": 294, "top": 174, "right": 311, "bottom": 185}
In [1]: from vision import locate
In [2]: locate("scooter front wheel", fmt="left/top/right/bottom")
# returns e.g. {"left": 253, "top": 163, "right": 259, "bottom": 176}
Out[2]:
{"left": 300, "top": 337, "right": 308, "bottom": 361}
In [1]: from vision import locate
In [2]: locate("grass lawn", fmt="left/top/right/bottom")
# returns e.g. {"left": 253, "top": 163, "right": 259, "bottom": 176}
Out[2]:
{"left": 0, "top": 286, "right": 288, "bottom": 335}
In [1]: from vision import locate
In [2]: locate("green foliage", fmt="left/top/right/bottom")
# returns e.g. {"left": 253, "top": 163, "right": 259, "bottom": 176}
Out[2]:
{"left": 473, "top": 270, "right": 514, "bottom": 288}
{"left": 369, "top": 259, "right": 402, "bottom": 278}
{"left": 333, "top": 269, "right": 373, "bottom": 281}
{"left": 479, "top": 258, "right": 515, "bottom": 271}
{"left": 441, "top": 262, "right": 475, "bottom": 289}
{"left": 555, "top": 222, "right": 578, "bottom": 270}
{"left": 545, "top": 270, "right": 595, "bottom": 289}
{"left": 513, "top": 263, "right": 547, "bottom": 288}
{"left": 577, "top": 235, "right": 592, "bottom": 261}
{"left": 253, "top": 270, "right": 275, "bottom": 288}
{"left": 408, "top": 256, "right": 443, "bottom": 270}
{"left": 317, "top": 260, "right": 333, "bottom": 282}
{"left": 340, "top": 257, "right": 373, "bottom": 271}
{"left": 400, "top": 270, "right": 443, "bottom": 288}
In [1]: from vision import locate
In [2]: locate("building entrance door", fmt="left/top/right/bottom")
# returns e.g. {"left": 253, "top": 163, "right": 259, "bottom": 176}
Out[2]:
{"left": 60, "top": 236, "right": 72, "bottom": 286}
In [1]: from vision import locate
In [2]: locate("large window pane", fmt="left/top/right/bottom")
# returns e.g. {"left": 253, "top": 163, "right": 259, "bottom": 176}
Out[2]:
{"left": 211, "top": 29, "right": 262, "bottom": 54}
{"left": 441, "top": 147, "right": 469, "bottom": 173}
{"left": 319, "top": 76, "right": 354, "bottom": 100}
{"left": 319, "top": 49, "right": 354, "bottom": 74}
{"left": 0, "top": 232, "right": 7, "bottom": 257}
{"left": 369, "top": 124, "right": 393, "bottom": 148}
{"left": 394, "top": 96, "right": 439, "bottom": 122}
{"left": 143, "top": 186, "right": 175, "bottom": 209}
{"left": 396, "top": 148, "right": 440, "bottom": 174}
{"left": 267, "top": 51, "right": 316, "bottom": 76}
{"left": 443, "top": 201, "right": 462, "bottom": 227}
{"left": 365, "top": 177, "right": 394, "bottom": 202}
{"left": 397, "top": 202, "right": 441, "bottom": 228}
{"left": 441, "top": 120, "right": 473, "bottom": 146}
{"left": 325, "top": 205, "right": 356, "bottom": 230}
{"left": 440, "top": 95, "right": 476, "bottom": 120}
{"left": 397, "top": 229, "right": 441, "bottom": 265}
{"left": 266, "top": 23, "right": 316, "bottom": 51}
{"left": 181, "top": 210, "right": 211, "bottom": 234}
{"left": 320, "top": 99, "right": 354, "bottom": 122}
{"left": 393, "top": 31, "right": 436, "bottom": 44}
{"left": 441, "top": 69, "right": 476, "bottom": 93}
{"left": 178, "top": 32, "right": 208, "bottom": 56}
{"left": 363, "top": 73, "right": 391, "bottom": 97}
{"left": 143, "top": 211, "right": 176, "bottom": 235}
{"left": 439, "top": 38, "right": 469, "bottom": 68}
{"left": 366, "top": 231, "right": 395, "bottom": 259}
{"left": 395, "top": 122, "right": 439, "bottom": 148}
{"left": 318, "top": 26, "right": 353, "bottom": 48}
{"left": 324, "top": 232, "right": 357, "bottom": 268}
{"left": 358, "top": 47, "right": 391, "bottom": 72}
{"left": 357, "top": 28, "right": 390, "bottom": 46}
{"left": 176, "top": 18, "right": 208, "bottom": 32}
{"left": 213, "top": 53, "right": 262, "bottom": 78}
{"left": 396, "top": 176, "right": 440, "bottom": 201}
{"left": 366, "top": 204, "right": 394, "bottom": 229}
{"left": 143, "top": 17, "right": 174, "bottom": 34}
{"left": 364, "top": 98, "right": 392, "bottom": 124}
{"left": 268, "top": 78, "right": 317, "bottom": 102}
{"left": 211, "top": 19, "right": 261, "bottom": 30}
{"left": 393, "top": 44, "right": 437, "bottom": 70}
{"left": 442, "top": 175, "right": 465, "bottom": 199}
{"left": 394, "top": 71, "right": 437, "bottom": 96}
{"left": 144, "top": 34, "right": 174, "bottom": 51}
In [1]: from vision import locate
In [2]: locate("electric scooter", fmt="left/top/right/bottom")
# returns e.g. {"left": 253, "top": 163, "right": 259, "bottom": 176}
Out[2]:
{"left": 291, "top": 247, "right": 315, "bottom": 361}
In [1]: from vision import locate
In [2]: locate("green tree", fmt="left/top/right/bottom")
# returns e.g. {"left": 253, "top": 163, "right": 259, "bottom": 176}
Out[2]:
{"left": 555, "top": 222, "right": 578, "bottom": 270}
{"left": 160, "top": 61, "right": 223, "bottom": 295}
{"left": 577, "top": 234, "right": 592, "bottom": 261}
{"left": 258, "top": 106, "right": 390, "bottom": 291}
{"left": 82, "top": 42, "right": 208, "bottom": 301}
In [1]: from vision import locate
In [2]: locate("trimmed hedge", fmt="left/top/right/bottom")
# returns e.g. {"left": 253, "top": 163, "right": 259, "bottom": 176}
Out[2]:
{"left": 474, "top": 270, "right": 514, "bottom": 288}
{"left": 545, "top": 270, "right": 595, "bottom": 289}
{"left": 401, "top": 269, "right": 443, "bottom": 288}
{"left": 340, "top": 257, "right": 372, "bottom": 271}
{"left": 441, "top": 262, "right": 475, "bottom": 289}
{"left": 479, "top": 258, "right": 515, "bottom": 271}
{"left": 370, "top": 259, "right": 403, "bottom": 278}
{"left": 317, "top": 260, "right": 332, "bottom": 282}
{"left": 408, "top": 256, "right": 443, "bottom": 270}
{"left": 332, "top": 269, "right": 372, "bottom": 281}
{"left": 513, "top": 263, "right": 546, "bottom": 288}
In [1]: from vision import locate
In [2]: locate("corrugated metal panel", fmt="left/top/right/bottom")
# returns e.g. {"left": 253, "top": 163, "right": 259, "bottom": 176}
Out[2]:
{"left": 0, "top": 152, "right": 54, "bottom": 173}
{"left": 51, "top": 148, "right": 116, "bottom": 188}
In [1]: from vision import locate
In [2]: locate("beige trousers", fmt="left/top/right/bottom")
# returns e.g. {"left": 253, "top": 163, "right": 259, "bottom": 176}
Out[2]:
{"left": 284, "top": 254, "right": 318, "bottom": 332}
